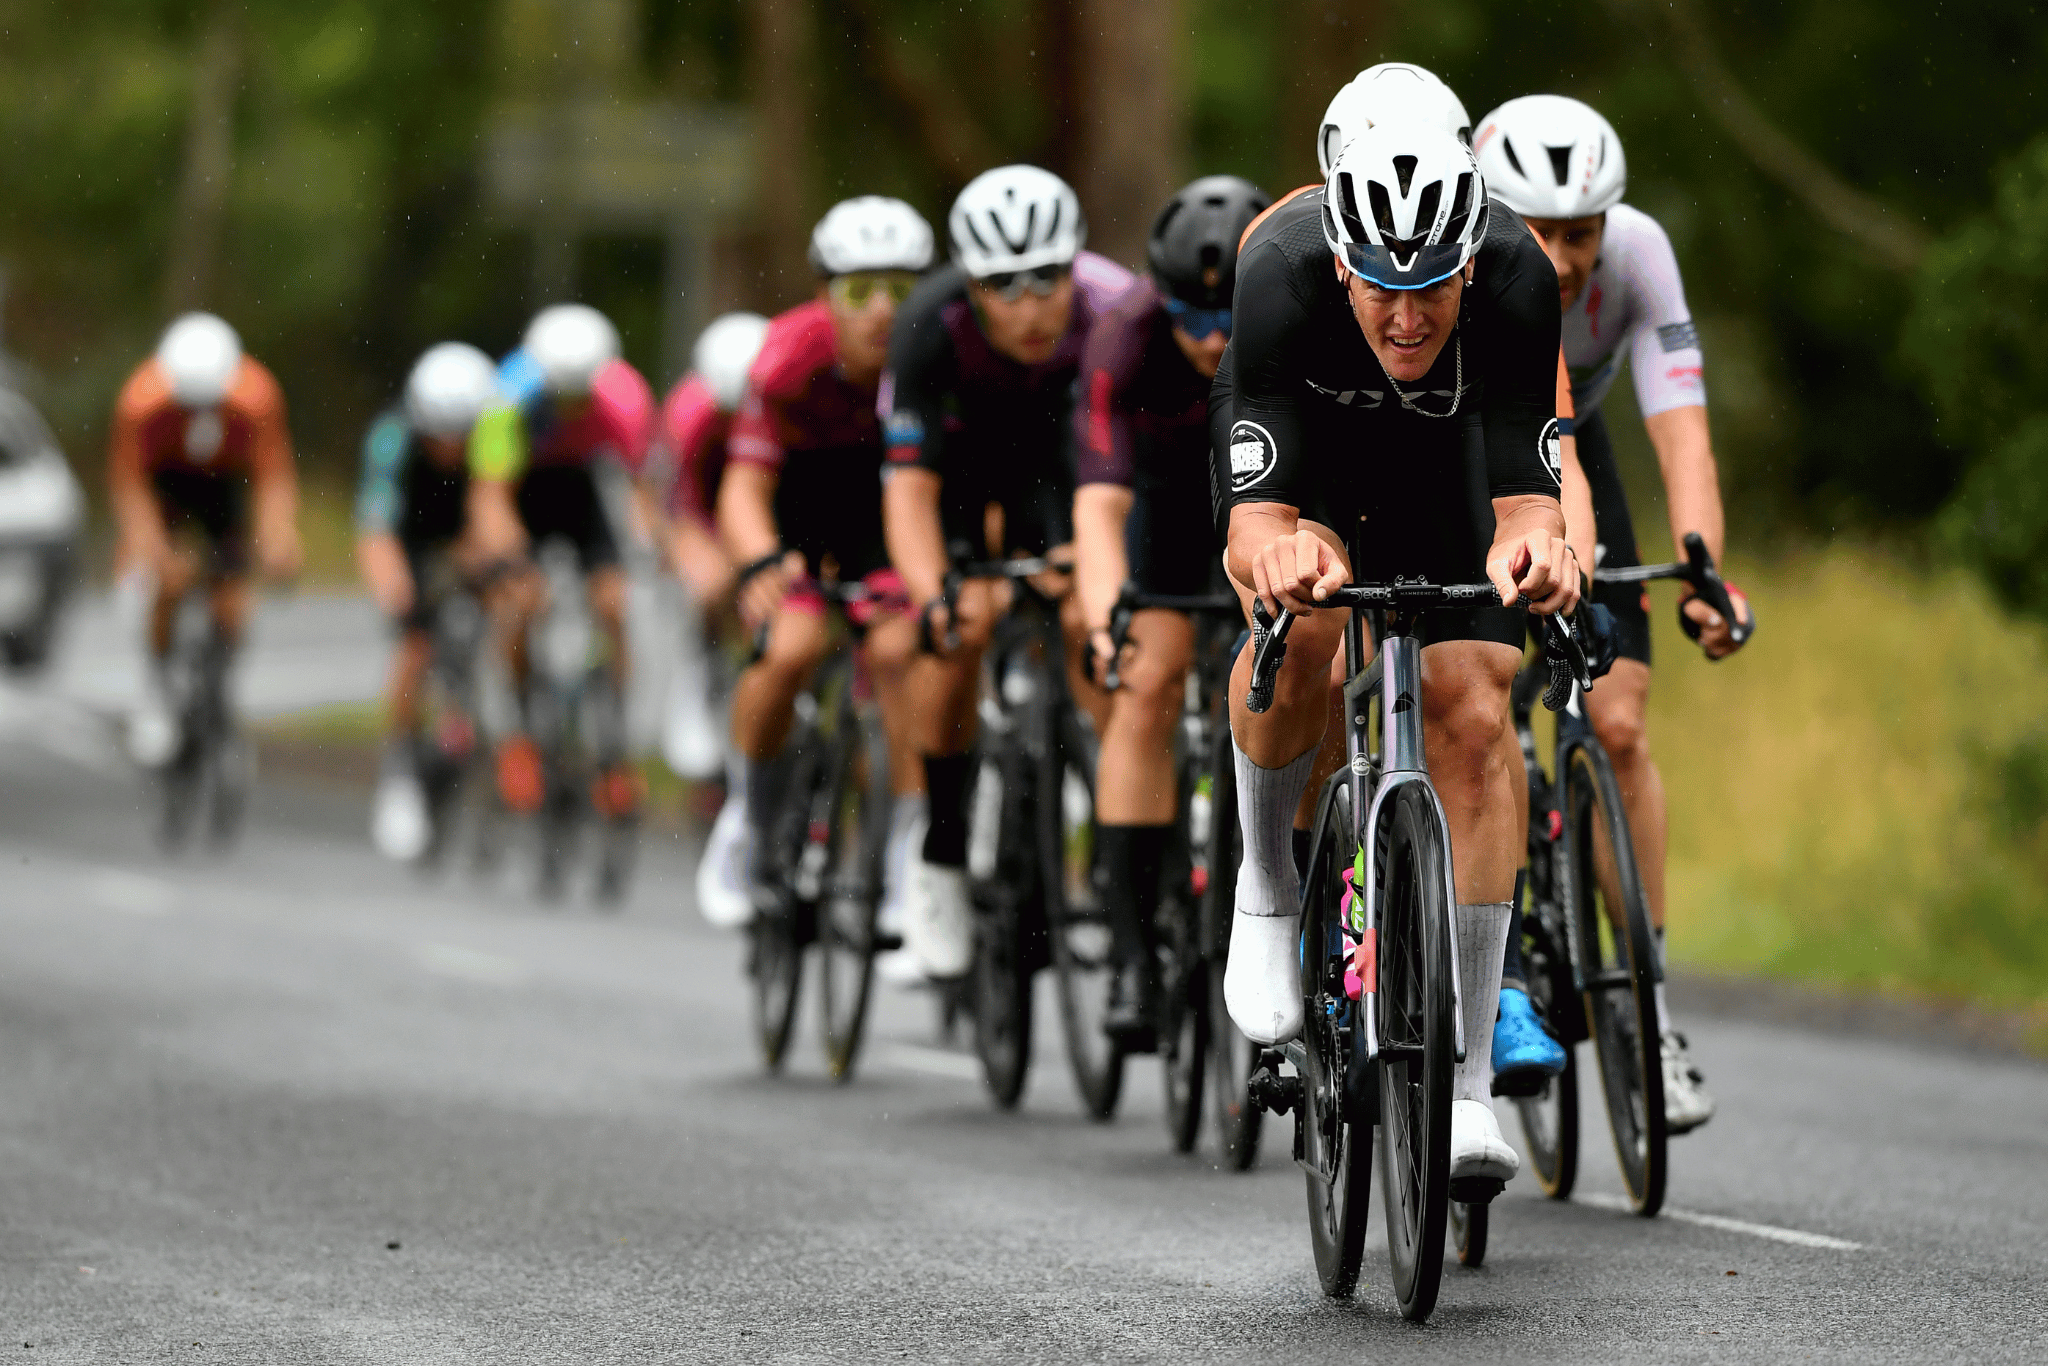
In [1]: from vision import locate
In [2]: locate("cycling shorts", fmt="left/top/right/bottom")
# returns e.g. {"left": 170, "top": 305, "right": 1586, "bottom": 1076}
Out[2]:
{"left": 936, "top": 463, "right": 1074, "bottom": 561}
{"left": 1577, "top": 409, "right": 1652, "bottom": 666}
{"left": 515, "top": 464, "right": 621, "bottom": 572}
{"left": 773, "top": 448, "right": 891, "bottom": 586}
{"left": 397, "top": 537, "right": 466, "bottom": 634}
{"left": 151, "top": 469, "right": 248, "bottom": 577}
{"left": 1127, "top": 471, "right": 1220, "bottom": 598}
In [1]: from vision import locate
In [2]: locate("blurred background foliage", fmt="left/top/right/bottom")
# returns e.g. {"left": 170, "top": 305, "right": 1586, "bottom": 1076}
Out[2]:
{"left": 1, "top": 0, "right": 2045, "bottom": 1011}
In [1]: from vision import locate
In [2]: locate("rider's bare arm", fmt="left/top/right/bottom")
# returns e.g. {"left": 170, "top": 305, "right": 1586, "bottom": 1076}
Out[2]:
{"left": 1226, "top": 501, "right": 1347, "bottom": 617}
{"left": 1643, "top": 403, "right": 1746, "bottom": 651}
{"left": 243, "top": 368, "right": 303, "bottom": 580}
{"left": 466, "top": 478, "right": 528, "bottom": 562}
{"left": 882, "top": 466, "right": 949, "bottom": 609}
{"left": 716, "top": 462, "right": 795, "bottom": 628}
{"left": 1486, "top": 494, "right": 1578, "bottom": 615}
{"left": 1073, "top": 482, "right": 1133, "bottom": 639}
{"left": 1555, "top": 351, "right": 1596, "bottom": 575}
{"left": 105, "top": 410, "right": 169, "bottom": 573}
{"left": 355, "top": 531, "right": 414, "bottom": 619}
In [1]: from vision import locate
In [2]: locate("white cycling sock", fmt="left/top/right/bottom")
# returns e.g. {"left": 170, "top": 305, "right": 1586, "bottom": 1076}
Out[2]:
{"left": 881, "top": 793, "right": 927, "bottom": 916}
{"left": 1231, "top": 741, "right": 1316, "bottom": 919}
{"left": 1653, "top": 929, "right": 1673, "bottom": 1033}
{"left": 1454, "top": 900, "right": 1513, "bottom": 1104}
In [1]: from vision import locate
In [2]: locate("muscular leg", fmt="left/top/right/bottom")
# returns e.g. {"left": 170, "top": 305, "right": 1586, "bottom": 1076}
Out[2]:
{"left": 147, "top": 551, "right": 198, "bottom": 659}
{"left": 914, "top": 578, "right": 998, "bottom": 868}
{"left": 1583, "top": 660, "right": 1666, "bottom": 927}
{"left": 861, "top": 611, "right": 926, "bottom": 798}
{"left": 385, "top": 628, "right": 434, "bottom": 739}
{"left": 730, "top": 603, "right": 831, "bottom": 761}
{"left": 587, "top": 565, "right": 631, "bottom": 692}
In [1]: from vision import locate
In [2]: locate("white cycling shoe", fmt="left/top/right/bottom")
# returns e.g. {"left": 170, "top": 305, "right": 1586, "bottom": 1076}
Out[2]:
{"left": 127, "top": 680, "right": 181, "bottom": 769}
{"left": 695, "top": 792, "right": 755, "bottom": 929}
{"left": 1662, "top": 1030, "right": 1717, "bottom": 1134}
{"left": 1223, "top": 910, "right": 1302, "bottom": 1044}
{"left": 1450, "top": 1099, "right": 1520, "bottom": 1184}
{"left": 371, "top": 766, "right": 431, "bottom": 863}
{"left": 873, "top": 807, "right": 929, "bottom": 987}
{"left": 904, "top": 859, "right": 973, "bottom": 979}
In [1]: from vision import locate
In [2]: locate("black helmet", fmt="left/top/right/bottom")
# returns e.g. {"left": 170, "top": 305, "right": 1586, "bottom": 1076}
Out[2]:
{"left": 1146, "top": 175, "right": 1271, "bottom": 309}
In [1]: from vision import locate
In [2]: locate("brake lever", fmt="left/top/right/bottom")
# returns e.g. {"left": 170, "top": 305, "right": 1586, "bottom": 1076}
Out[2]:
{"left": 1678, "top": 531, "right": 1755, "bottom": 651}
{"left": 1245, "top": 599, "right": 1295, "bottom": 715}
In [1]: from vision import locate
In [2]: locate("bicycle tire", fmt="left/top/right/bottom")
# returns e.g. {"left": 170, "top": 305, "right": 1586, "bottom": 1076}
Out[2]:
{"left": 752, "top": 908, "right": 805, "bottom": 1073}
{"left": 970, "top": 750, "right": 1035, "bottom": 1109}
{"left": 1375, "top": 781, "right": 1454, "bottom": 1323}
{"left": 818, "top": 691, "right": 888, "bottom": 1082}
{"left": 1302, "top": 784, "right": 1373, "bottom": 1298}
{"left": 1161, "top": 957, "right": 1208, "bottom": 1153}
{"left": 1514, "top": 893, "right": 1581, "bottom": 1199}
{"left": 1562, "top": 740, "right": 1667, "bottom": 1216}
{"left": 1202, "top": 739, "right": 1262, "bottom": 1170}
{"left": 1043, "top": 705, "right": 1125, "bottom": 1121}
{"left": 1160, "top": 738, "right": 1216, "bottom": 1153}
{"left": 1451, "top": 1198, "right": 1488, "bottom": 1267}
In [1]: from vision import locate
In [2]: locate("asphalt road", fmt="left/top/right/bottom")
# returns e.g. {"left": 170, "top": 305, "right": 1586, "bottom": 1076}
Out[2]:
{"left": 1, "top": 667, "right": 2045, "bottom": 1360}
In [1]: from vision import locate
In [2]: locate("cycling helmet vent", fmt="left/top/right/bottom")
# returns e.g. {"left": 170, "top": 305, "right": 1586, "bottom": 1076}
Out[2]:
{"left": 1394, "top": 155, "right": 1418, "bottom": 197}
{"left": 1316, "top": 62, "right": 1473, "bottom": 177}
{"left": 948, "top": 164, "right": 1086, "bottom": 277}
{"left": 1547, "top": 145, "right": 1573, "bottom": 187}
{"left": 1504, "top": 139, "right": 1527, "bottom": 179}
{"left": 1474, "top": 95, "right": 1628, "bottom": 218}
{"left": 808, "top": 196, "right": 935, "bottom": 276}
{"left": 1148, "top": 174, "right": 1269, "bottom": 307}
{"left": 1364, "top": 177, "right": 1395, "bottom": 240}
{"left": 1323, "top": 122, "right": 1488, "bottom": 289}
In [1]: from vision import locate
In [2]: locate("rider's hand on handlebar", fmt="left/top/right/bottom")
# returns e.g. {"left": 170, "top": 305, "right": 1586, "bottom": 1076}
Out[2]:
{"left": 1251, "top": 528, "right": 1348, "bottom": 617}
{"left": 1489, "top": 530, "right": 1578, "bottom": 616}
{"left": 1088, "top": 625, "right": 1117, "bottom": 681}
{"left": 737, "top": 550, "right": 803, "bottom": 631}
{"left": 1681, "top": 585, "right": 1751, "bottom": 660}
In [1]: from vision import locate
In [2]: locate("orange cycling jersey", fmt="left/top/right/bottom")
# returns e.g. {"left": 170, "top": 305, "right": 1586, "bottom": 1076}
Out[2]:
{"left": 108, "top": 356, "right": 293, "bottom": 484}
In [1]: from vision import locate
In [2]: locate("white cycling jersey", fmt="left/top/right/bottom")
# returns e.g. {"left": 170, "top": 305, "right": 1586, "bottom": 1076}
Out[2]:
{"left": 1563, "top": 203, "right": 1705, "bottom": 419}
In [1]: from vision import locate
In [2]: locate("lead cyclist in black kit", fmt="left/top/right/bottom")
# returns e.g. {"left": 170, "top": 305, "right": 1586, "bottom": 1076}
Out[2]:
{"left": 1214, "top": 121, "right": 1580, "bottom": 1187}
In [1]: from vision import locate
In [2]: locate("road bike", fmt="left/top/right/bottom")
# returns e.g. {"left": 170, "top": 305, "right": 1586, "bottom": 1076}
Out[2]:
{"left": 1099, "top": 581, "right": 1256, "bottom": 1159}
{"left": 927, "top": 550, "right": 1120, "bottom": 1117}
{"left": 1241, "top": 564, "right": 1588, "bottom": 1322}
{"left": 153, "top": 588, "right": 250, "bottom": 851}
{"left": 749, "top": 577, "right": 895, "bottom": 1082}
{"left": 1476, "top": 533, "right": 1753, "bottom": 1256}
{"left": 407, "top": 556, "right": 500, "bottom": 872}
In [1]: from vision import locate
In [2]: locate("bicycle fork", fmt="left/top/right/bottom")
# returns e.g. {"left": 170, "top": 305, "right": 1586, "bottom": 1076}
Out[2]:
{"left": 1350, "top": 621, "right": 1467, "bottom": 1066}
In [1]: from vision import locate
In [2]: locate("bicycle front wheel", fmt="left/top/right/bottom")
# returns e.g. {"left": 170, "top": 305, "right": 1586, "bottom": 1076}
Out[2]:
{"left": 1203, "top": 729, "right": 1263, "bottom": 1170}
{"left": 1375, "top": 782, "right": 1455, "bottom": 1323}
{"left": 1563, "top": 741, "right": 1666, "bottom": 1216}
{"left": 1042, "top": 707, "right": 1124, "bottom": 1121}
{"left": 1302, "top": 784, "right": 1372, "bottom": 1298}
{"left": 970, "top": 751, "right": 1035, "bottom": 1109}
{"left": 818, "top": 695, "right": 889, "bottom": 1082}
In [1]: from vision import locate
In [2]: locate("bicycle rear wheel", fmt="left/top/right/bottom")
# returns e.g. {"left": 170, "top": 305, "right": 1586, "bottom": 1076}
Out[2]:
{"left": 818, "top": 695, "right": 889, "bottom": 1082}
{"left": 1514, "top": 892, "right": 1581, "bottom": 1199}
{"left": 1375, "top": 782, "right": 1454, "bottom": 1323}
{"left": 1043, "top": 707, "right": 1124, "bottom": 1121}
{"left": 1563, "top": 741, "right": 1666, "bottom": 1216}
{"left": 970, "top": 750, "right": 1035, "bottom": 1109}
{"left": 1301, "top": 785, "right": 1372, "bottom": 1298}
{"left": 1202, "top": 731, "right": 1263, "bottom": 1170}
{"left": 1450, "top": 1198, "right": 1488, "bottom": 1267}
{"left": 752, "top": 908, "right": 805, "bottom": 1073}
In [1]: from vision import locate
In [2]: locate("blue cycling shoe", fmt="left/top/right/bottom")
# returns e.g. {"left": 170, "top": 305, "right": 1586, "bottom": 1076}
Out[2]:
{"left": 1491, "top": 987, "right": 1567, "bottom": 1097}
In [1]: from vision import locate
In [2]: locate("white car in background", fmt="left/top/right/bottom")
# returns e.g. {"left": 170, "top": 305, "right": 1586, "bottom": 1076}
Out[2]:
{"left": 0, "top": 387, "right": 81, "bottom": 670}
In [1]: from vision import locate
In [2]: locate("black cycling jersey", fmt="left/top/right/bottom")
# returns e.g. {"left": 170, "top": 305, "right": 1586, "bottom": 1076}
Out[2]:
{"left": 1213, "top": 187, "right": 1561, "bottom": 532}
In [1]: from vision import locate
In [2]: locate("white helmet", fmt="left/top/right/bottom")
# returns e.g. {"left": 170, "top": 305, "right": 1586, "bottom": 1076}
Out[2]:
{"left": 810, "top": 196, "right": 935, "bottom": 276}
{"left": 156, "top": 312, "right": 242, "bottom": 408}
{"left": 1322, "top": 122, "right": 1489, "bottom": 289}
{"left": 1318, "top": 63, "right": 1473, "bottom": 177}
{"left": 948, "top": 165, "right": 1086, "bottom": 278}
{"left": 404, "top": 342, "right": 499, "bottom": 437}
{"left": 1474, "top": 95, "right": 1627, "bottom": 219}
{"left": 522, "top": 303, "right": 620, "bottom": 396}
{"left": 691, "top": 312, "right": 770, "bottom": 413}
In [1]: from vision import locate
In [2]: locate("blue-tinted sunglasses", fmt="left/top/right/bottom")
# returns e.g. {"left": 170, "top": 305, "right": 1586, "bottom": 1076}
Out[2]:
{"left": 1163, "top": 297, "right": 1231, "bottom": 340}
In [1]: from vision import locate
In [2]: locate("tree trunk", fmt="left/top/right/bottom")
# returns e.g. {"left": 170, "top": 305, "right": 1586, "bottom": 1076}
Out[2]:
{"left": 749, "top": 0, "right": 817, "bottom": 305}
{"left": 1278, "top": 0, "right": 1382, "bottom": 190}
{"left": 163, "top": 4, "right": 243, "bottom": 315}
{"left": 1072, "top": 0, "right": 1185, "bottom": 271}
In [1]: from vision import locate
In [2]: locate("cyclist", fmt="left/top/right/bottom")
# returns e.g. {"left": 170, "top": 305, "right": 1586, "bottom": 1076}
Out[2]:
{"left": 1215, "top": 124, "right": 1578, "bottom": 1189}
{"left": 108, "top": 312, "right": 301, "bottom": 766}
{"left": 469, "top": 304, "right": 654, "bottom": 823}
{"left": 356, "top": 342, "right": 501, "bottom": 861}
{"left": 715, "top": 198, "right": 933, "bottom": 941}
{"left": 663, "top": 312, "right": 772, "bottom": 929}
{"left": 1476, "top": 94, "right": 1752, "bottom": 1133}
{"left": 881, "top": 164, "right": 1134, "bottom": 978}
{"left": 1074, "top": 174, "right": 1270, "bottom": 1046}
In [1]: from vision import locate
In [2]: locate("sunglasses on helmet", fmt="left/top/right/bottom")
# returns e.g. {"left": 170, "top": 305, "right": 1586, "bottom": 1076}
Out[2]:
{"left": 1163, "top": 297, "right": 1232, "bottom": 340}
{"left": 828, "top": 271, "right": 920, "bottom": 310}
{"left": 973, "top": 263, "right": 1069, "bottom": 302}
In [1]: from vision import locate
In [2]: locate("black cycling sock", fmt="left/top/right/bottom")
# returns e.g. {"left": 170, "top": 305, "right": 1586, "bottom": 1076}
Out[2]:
{"left": 1097, "top": 824, "right": 1171, "bottom": 966}
{"left": 745, "top": 751, "right": 796, "bottom": 841}
{"left": 1290, "top": 826, "right": 1312, "bottom": 883}
{"left": 921, "top": 752, "right": 971, "bottom": 868}
{"left": 1501, "top": 867, "right": 1528, "bottom": 995}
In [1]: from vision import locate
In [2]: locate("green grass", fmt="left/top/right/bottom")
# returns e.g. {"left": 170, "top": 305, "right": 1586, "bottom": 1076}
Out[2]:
{"left": 1647, "top": 543, "right": 2048, "bottom": 1037}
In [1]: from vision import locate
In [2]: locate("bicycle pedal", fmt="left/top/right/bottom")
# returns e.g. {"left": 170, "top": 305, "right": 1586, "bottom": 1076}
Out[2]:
{"left": 1448, "top": 1176, "right": 1506, "bottom": 1205}
{"left": 873, "top": 931, "right": 904, "bottom": 952}
{"left": 1491, "top": 1067, "right": 1550, "bottom": 1099}
{"left": 1246, "top": 1063, "right": 1302, "bottom": 1116}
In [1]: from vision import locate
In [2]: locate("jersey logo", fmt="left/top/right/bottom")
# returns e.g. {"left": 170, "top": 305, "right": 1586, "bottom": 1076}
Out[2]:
{"left": 1304, "top": 377, "right": 1384, "bottom": 408}
{"left": 1538, "top": 418, "right": 1563, "bottom": 488}
{"left": 1228, "top": 420, "right": 1279, "bottom": 492}
{"left": 1656, "top": 320, "right": 1699, "bottom": 354}
{"left": 884, "top": 411, "right": 924, "bottom": 448}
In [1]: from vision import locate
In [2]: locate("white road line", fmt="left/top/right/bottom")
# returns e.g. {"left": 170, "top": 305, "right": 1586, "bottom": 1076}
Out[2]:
{"left": 868, "top": 1042, "right": 982, "bottom": 1081}
{"left": 1577, "top": 1191, "right": 1863, "bottom": 1250}
{"left": 411, "top": 942, "right": 533, "bottom": 987}
{"left": 84, "top": 868, "right": 180, "bottom": 916}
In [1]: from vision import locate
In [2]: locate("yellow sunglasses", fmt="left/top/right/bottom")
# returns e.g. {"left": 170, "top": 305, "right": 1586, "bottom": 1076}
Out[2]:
{"left": 828, "top": 271, "right": 920, "bottom": 309}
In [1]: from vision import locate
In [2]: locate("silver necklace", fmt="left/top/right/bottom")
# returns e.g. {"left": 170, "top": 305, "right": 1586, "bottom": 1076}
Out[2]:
{"left": 1375, "top": 332, "right": 1463, "bottom": 418}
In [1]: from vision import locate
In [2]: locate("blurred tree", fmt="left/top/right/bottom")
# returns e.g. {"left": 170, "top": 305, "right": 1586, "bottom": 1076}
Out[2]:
{"left": 1904, "top": 133, "right": 2048, "bottom": 622}
{"left": 164, "top": 3, "right": 244, "bottom": 314}
{"left": 750, "top": 0, "right": 819, "bottom": 304}
{"left": 1074, "top": 0, "right": 1187, "bottom": 266}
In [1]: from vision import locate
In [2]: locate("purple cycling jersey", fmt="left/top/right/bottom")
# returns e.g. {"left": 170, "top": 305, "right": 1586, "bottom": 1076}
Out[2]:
{"left": 879, "top": 251, "right": 1137, "bottom": 480}
{"left": 1071, "top": 278, "right": 1211, "bottom": 489}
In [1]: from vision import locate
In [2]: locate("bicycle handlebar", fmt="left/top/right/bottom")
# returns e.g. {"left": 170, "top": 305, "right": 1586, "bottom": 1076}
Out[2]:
{"left": 919, "top": 544, "right": 1076, "bottom": 655}
{"left": 1243, "top": 579, "right": 1592, "bottom": 716}
{"left": 1593, "top": 531, "right": 1756, "bottom": 651}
